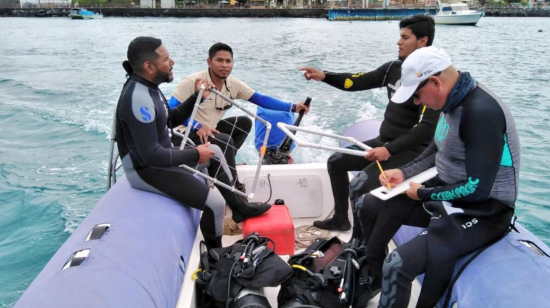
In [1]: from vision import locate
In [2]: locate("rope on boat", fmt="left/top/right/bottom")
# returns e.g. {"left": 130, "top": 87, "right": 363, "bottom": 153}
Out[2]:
{"left": 295, "top": 226, "right": 333, "bottom": 249}
{"left": 223, "top": 217, "right": 243, "bottom": 236}
{"left": 294, "top": 209, "right": 337, "bottom": 249}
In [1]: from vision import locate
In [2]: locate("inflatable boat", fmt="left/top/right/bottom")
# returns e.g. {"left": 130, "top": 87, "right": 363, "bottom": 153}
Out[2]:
{"left": 14, "top": 120, "right": 550, "bottom": 308}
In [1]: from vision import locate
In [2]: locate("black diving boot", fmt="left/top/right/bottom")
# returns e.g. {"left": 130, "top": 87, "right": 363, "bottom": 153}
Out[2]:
{"left": 214, "top": 168, "right": 271, "bottom": 223}
{"left": 218, "top": 187, "right": 271, "bottom": 223}
{"left": 313, "top": 216, "right": 351, "bottom": 231}
{"left": 232, "top": 202, "right": 271, "bottom": 223}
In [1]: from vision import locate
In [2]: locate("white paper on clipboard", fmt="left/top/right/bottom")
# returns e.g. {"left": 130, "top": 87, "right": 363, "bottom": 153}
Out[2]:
{"left": 370, "top": 167, "right": 439, "bottom": 200}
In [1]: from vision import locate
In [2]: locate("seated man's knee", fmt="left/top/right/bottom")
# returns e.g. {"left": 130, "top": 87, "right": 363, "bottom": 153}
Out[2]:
{"left": 215, "top": 132, "right": 235, "bottom": 147}
{"left": 327, "top": 152, "right": 347, "bottom": 171}
{"left": 382, "top": 250, "right": 404, "bottom": 281}
{"left": 209, "top": 144, "right": 224, "bottom": 159}
{"left": 238, "top": 116, "right": 253, "bottom": 131}
{"left": 349, "top": 171, "right": 369, "bottom": 202}
{"left": 356, "top": 193, "right": 381, "bottom": 218}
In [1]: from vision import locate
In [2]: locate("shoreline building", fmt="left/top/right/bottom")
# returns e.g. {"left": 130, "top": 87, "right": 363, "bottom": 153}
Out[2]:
{"left": 140, "top": 0, "right": 175, "bottom": 8}
{"left": 19, "top": 0, "right": 70, "bottom": 7}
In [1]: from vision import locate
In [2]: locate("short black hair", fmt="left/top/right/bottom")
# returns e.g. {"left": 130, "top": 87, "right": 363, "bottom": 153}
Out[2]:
{"left": 399, "top": 15, "right": 435, "bottom": 47}
{"left": 208, "top": 42, "right": 233, "bottom": 59}
{"left": 127, "top": 36, "right": 162, "bottom": 74}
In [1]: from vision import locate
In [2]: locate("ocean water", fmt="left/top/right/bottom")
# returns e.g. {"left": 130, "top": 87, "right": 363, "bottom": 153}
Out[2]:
{"left": 0, "top": 16, "right": 549, "bottom": 306}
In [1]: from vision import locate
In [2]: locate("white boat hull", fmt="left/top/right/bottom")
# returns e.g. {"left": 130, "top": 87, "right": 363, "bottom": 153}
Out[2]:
{"left": 433, "top": 12, "right": 483, "bottom": 25}
{"left": 70, "top": 14, "right": 103, "bottom": 19}
{"left": 69, "top": 8, "right": 103, "bottom": 19}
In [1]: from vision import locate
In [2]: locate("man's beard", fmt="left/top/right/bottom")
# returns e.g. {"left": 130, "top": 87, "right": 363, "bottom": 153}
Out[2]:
{"left": 154, "top": 71, "right": 172, "bottom": 84}
{"left": 211, "top": 70, "right": 228, "bottom": 80}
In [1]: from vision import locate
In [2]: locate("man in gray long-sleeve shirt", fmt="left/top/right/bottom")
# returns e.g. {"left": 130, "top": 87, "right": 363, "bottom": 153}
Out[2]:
{"left": 355, "top": 47, "right": 520, "bottom": 308}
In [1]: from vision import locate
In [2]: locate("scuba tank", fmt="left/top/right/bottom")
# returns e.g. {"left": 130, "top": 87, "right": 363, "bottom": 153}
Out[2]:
{"left": 263, "top": 97, "right": 312, "bottom": 165}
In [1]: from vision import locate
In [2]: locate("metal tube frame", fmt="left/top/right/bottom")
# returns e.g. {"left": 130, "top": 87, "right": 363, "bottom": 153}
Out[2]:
{"left": 277, "top": 123, "right": 372, "bottom": 157}
{"left": 107, "top": 100, "right": 119, "bottom": 189}
{"left": 177, "top": 87, "right": 272, "bottom": 200}
{"left": 179, "top": 86, "right": 205, "bottom": 151}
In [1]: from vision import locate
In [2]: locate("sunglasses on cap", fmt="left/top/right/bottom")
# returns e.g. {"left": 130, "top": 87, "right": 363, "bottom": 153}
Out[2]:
{"left": 413, "top": 72, "right": 441, "bottom": 100}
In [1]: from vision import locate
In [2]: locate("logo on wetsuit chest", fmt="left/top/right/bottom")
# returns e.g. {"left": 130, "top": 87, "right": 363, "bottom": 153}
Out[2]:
{"left": 140, "top": 106, "right": 152, "bottom": 122}
{"left": 435, "top": 116, "right": 449, "bottom": 147}
{"left": 388, "top": 79, "right": 401, "bottom": 97}
{"left": 344, "top": 78, "right": 354, "bottom": 89}
{"left": 133, "top": 101, "right": 156, "bottom": 124}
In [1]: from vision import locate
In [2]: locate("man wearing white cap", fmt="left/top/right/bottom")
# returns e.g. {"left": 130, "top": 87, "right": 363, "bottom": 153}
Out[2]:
{"left": 355, "top": 46, "right": 521, "bottom": 307}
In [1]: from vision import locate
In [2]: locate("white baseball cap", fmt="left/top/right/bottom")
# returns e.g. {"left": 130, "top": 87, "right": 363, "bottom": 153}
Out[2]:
{"left": 391, "top": 46, "right": 452, "bottom": 104}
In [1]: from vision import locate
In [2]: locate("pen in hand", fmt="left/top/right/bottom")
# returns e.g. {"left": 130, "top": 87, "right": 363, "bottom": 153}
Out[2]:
{"left": 376, "top": 160, "right": 392, "bottom": 190}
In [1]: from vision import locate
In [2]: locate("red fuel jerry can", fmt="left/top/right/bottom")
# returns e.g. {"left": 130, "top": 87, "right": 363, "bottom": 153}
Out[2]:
{"left": 242, "top": 199, "right": 295, "bottom": 255}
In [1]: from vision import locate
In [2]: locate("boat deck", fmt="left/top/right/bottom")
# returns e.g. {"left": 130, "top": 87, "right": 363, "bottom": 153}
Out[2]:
{"left": 177, "top": 163, "right": 421, "bottom": 308}
{"left": 178, "top": 214, "right": 420, "bottom": 308}
{"left": 222, "top": 217, "right": 421, "bottom": 308}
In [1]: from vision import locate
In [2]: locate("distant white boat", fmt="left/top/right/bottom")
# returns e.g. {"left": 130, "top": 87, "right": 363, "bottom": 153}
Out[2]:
{"left": 69, "top": 8, "right": 103, "bottom": 20}
{"left": 433, "top": 0, "right": 484, "bottom": 25}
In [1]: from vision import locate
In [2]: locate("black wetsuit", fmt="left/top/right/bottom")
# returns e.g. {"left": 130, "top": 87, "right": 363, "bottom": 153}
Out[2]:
{"left": 356, "top": 77, "right": 520, "bottom": 308}
{"left": 321, "top": 61, "right": 440, "bottom": 224}
{"left": 115, "top": 73, "right": 226, "bottom": 247}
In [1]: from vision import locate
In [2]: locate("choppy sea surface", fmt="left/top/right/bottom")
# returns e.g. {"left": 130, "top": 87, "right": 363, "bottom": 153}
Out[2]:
{"left": 0, "top": 16, "right": 549, "bottom": 307}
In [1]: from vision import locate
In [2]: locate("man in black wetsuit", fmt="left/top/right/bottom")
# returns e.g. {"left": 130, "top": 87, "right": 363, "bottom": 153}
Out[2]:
{"left": 358, "top": 46, "right": 520, "bottom": 307}
{"left": 300, "top": 15, "right": 439, "bottom": 232}
{"left": 115, "top": 37, "right": 270, "bottom": 248}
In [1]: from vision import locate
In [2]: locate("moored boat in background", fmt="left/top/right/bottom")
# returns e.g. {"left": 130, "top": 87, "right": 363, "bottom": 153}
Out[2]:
{"left": 433, "top": 0, "right": 484, "bottom": 25}
{"left": 69, "top": 8, "right": 103, "bottom": 19}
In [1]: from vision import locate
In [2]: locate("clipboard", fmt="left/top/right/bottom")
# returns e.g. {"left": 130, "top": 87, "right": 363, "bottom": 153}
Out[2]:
{"left": 370, "top": 167, "right": 438, "bottom": 200}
